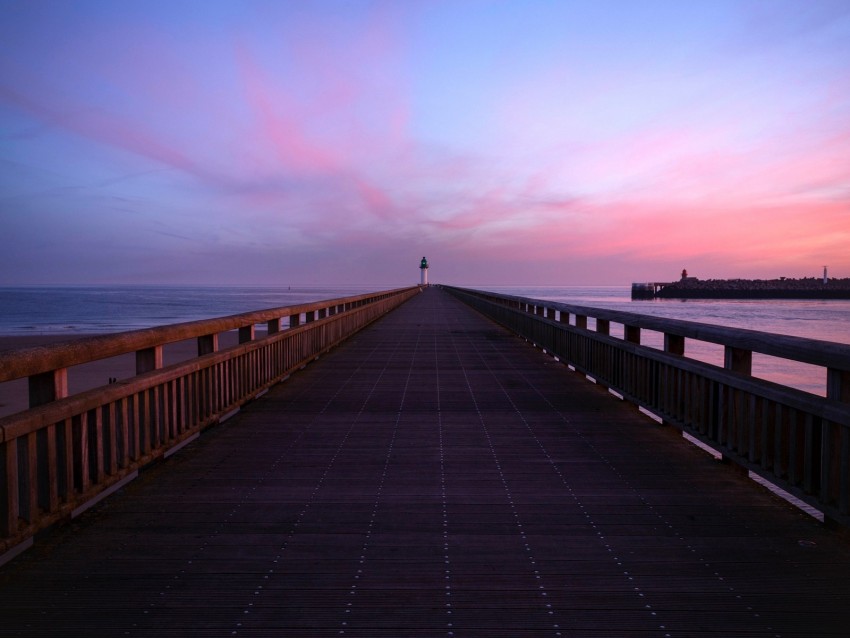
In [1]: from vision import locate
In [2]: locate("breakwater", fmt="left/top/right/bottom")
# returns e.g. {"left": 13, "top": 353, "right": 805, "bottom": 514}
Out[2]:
{"left": 634, "top": 277, "right": 850, "bottom": 299}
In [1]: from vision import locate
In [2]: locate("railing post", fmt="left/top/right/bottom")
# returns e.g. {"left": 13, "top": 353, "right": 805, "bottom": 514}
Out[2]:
{"left": 239, "top": 326, "right": 255, "bottom": 343}
{"left": 576, "top": 315, "right": 588, "bottom": 330}
{"left": 624, "top": 325, "right": 640, "bottom": 344}
{"left": 724, "top": 347, "right": 752, "bottom": 375}
{"left": 664, "top": 334, "right": 685, "bottom": 355}
{"left": 1, "top": 439, "right": 19, "bottom": 537}
{"left": 305, "top": 311, "right": 315, "bottom": 323}
{"left": 720, "top": 346, "right": 752, "bottom": 469}
{"left": 197, "top": 334, "right": 219, "bottom": 356}
{"left": 827, "top": 369, "right": 850, "bottom": 402}
{"left": 290, "top": 314, "right": 301, "bottom": 328}
{"left": 267, "top": 318, "right": 281, "bottom": 334}
{"left": 135, "top": 346, "right": 163, "bottom": 374}
{"left": 28, "top": 369, "right": 69, "bottom": 408}
{"left": 546, "top": 308, "right": 555, "bottom": 320}
{"left": 559, "top": 311, "right": 570, "bottom": 324}
{"left": 826, "top": 368, "right": 850, "bottom": 524}
{"left": 597, "top": 319, "right": 610, "bottom": 335}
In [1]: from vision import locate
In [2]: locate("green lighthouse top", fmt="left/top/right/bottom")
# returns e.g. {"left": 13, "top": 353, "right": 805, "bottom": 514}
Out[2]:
{"left": 420, "top": 256, "right": 429, "bottom": 269}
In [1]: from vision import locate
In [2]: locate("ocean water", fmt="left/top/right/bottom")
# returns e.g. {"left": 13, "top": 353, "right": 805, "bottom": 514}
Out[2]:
{"left": 0, "top": 285, "right": 376, "bottom": 335}
{"left": 1, "top": 284, "right": 848, "bottom": 396}
{"left": 481, "top": 285, "right": 850, "bottom": 345}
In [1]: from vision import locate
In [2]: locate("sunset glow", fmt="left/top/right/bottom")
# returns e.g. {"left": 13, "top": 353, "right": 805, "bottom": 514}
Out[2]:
{"left": 2, "top": 1, "right": 848, "bottom": 286}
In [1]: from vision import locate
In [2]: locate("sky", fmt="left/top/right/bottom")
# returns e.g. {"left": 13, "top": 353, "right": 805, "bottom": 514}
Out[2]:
{"left": 1, "top": 0, "right": 849, "bottom": 287}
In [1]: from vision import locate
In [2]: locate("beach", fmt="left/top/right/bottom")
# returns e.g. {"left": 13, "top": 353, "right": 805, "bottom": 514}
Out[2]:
{"left": 0, "top": 332, "right": 243, "bottom": 419}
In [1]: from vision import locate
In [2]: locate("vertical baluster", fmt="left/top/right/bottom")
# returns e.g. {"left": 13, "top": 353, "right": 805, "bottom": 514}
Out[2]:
{"left": 73, "top": 412, "right": 90, "bottom": 494}
{"left": 106, "top": 402, "right": 118, "bottom": 475}
{"left": 826, "top": 369, "right": 850, "bottom": 520}
{"left": 788, "top": 408, "right": 800, "bottom": 486}
{"left": 840, "top": 427, "right": 850, "bottom": 516}
{"left": 803, "top": 413, "right": 818, "bottom": 495}
{"left": 59, "top": 417, "right": 73, "bottom": 500}
{"left": 760, "top": 400, "right": 773, "bottom": 471}
{"left": 93, "top": 407, "right": 105, "bottom": 484}
{"left": 774, "top": 404, "right": 785, "bottom": 480}
{"left": 118, "top": 398, "right": 130, "bottom": 469}
{"left": 141, "top": 389, "right": 152, "bottom": 457}
{"left": 24, "top": 432, "right": 37, "bottom": 524}
{"left": 45, "top": 423, "right": 59, "bottom": 512}
{"left": 748, "top": 395, "right": 759, "bottom": 464}
{"left": 1, "top": 440, "right": 18, "bottom": 537}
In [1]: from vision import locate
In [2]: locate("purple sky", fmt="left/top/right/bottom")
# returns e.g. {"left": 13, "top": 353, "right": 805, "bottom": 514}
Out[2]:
{"left": 2, "top": 1, "right": 849, "bottom": 287}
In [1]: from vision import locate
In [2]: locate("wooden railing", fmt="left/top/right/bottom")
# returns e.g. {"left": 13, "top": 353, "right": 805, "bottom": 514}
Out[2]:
{"left": 443, "top": 286, "right": 850, "bottom": 526}
{"left": 0, "top": 287, "right": 420, "bottom": 555}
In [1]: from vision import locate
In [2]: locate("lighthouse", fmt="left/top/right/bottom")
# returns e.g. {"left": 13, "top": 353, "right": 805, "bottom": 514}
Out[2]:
{"left": 419, "top": 256, "right": 429, "bottom": 286}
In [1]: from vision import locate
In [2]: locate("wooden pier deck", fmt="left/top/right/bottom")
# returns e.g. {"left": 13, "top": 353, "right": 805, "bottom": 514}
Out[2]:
{"left": 2, "top": 287, "right": 850, "bottom": 636}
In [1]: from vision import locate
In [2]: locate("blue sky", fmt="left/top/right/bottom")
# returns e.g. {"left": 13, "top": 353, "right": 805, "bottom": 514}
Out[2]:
{"left": 2, "top": 0, "right": 849, "bottom": 286}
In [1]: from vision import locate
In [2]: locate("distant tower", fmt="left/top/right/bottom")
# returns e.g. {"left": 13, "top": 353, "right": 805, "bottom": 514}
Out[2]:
{"left": 420, "top": 256, "right": 429, "bottom": 286}
{"left": 824, "top": 266, "right": 828, "bottom": 285}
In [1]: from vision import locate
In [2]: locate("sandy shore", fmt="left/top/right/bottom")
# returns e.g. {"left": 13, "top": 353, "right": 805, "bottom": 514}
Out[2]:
{"left": 0, "top": 331, "right": 244, "bottom": 419}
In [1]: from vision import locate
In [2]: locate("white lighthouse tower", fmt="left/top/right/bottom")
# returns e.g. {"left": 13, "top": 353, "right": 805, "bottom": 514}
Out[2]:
{"left": 419, "top": 256, "right": 429, "bottom": 286}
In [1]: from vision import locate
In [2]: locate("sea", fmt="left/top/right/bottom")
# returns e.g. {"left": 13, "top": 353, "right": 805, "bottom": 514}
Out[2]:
{"left": 1, "top": 284, "right": 848, "bottom": 396}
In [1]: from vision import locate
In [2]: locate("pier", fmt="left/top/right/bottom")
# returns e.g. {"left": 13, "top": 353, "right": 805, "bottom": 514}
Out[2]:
{"left": 2, "top": 286, "right": 850, "bottom": 636}
{"left": 632, "top": 277, "right": 850, "bottom": 299}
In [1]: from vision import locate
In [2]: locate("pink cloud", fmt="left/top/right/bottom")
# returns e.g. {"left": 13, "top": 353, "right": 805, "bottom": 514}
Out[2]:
{"left": 0, "top": 84, "right": 211, "bottom": 181}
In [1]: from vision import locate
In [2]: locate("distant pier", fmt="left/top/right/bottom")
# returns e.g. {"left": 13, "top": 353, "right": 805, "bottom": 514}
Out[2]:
{"left": 632, "top": 277, "right": 850, "bottom": 299}
{"left": 630, "top": 281, "right": 669, "bottom": 299}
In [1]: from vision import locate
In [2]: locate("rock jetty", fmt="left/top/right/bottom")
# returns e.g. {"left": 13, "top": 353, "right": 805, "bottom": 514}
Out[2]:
{"left": 655, "top": 277, "right": 850, "bottom": 299}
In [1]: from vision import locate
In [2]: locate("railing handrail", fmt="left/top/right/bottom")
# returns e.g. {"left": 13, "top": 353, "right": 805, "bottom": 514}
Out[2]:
{"left": 443, "top": 285, "right": 850, "bottom": 527}
{"left": 461, "top": 287, "right": 850, "bottom": 372}
{"left": 0, "top": 287, "right": 417, "bottom": 383}
{"left": 0, "top": 286, "right": 421, "bottom": 555}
